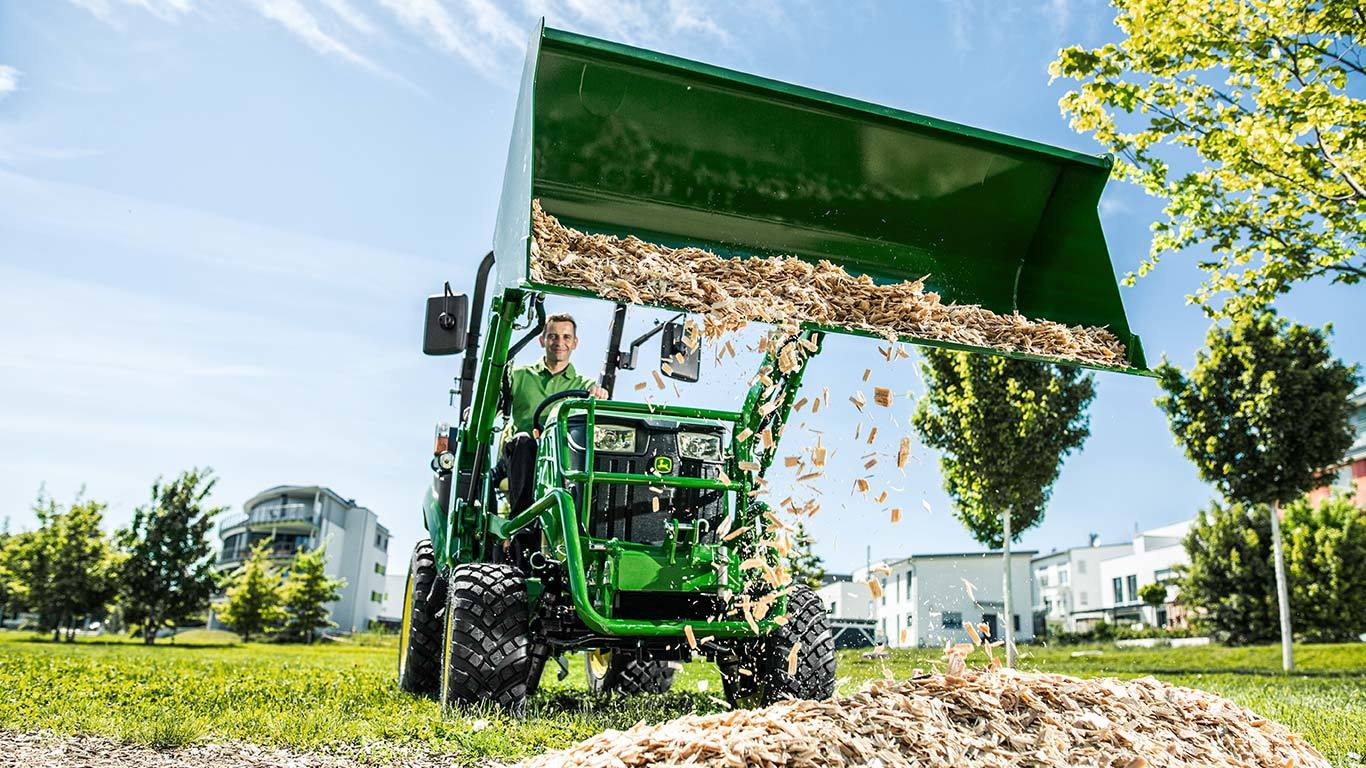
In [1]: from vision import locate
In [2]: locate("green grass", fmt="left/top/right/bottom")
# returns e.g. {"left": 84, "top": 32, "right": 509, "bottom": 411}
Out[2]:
{"left": 0, "top": 631, "right": 1362, "bottom": 766}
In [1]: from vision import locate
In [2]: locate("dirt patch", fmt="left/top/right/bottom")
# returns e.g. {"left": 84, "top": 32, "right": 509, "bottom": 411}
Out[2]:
{"left": 521, "top": 670, "right": 1328, "bottom": 768}
{"left": 0, "top": 732, "right": 444, "bottom": 768}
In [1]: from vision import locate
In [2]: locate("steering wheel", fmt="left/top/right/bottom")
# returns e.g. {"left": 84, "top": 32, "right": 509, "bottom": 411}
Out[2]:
{"left": 531, "top": 389, "right": 591, "bottom": 434}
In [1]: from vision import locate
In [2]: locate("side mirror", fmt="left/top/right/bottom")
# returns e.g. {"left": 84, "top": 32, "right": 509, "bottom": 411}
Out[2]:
{"left": 660, "top": 321, "right": 700, "bottom": 383}
{"left": 423, "top": 288, "right": 468, "bottom": 356}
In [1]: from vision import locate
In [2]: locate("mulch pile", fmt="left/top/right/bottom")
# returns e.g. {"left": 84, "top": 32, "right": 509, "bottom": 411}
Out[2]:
{"left": 521, "top": 669, "right": 1328, "bottom": 768}
{"left": 531, "top": 201, "right": 1129, "bottom": 369}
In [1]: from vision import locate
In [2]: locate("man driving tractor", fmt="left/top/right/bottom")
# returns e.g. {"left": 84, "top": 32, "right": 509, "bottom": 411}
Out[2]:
{"left": 500, "top": 313, "right": 608, "bottom": 515}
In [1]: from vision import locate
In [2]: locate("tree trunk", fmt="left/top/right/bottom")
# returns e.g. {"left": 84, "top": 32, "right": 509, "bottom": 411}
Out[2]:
{"left": 1269, "top": 499, "right": 1294, "bottom": 672}
{"left": 1002, "top": 508, "right": 1016, "bottom": 668}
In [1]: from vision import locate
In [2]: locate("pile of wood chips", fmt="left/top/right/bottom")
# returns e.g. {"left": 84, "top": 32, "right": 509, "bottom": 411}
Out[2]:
{"left": 521, "top": 670, "right": 1327, "bottom": 768}
{"left": 530, "top": 202, "right": 1129, "bottom": 369}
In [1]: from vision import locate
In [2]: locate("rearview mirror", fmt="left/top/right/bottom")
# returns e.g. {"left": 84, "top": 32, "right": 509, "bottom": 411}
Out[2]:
{"left": 423, "top": 288, "right": 468, "bottom": 356}
{"left": 660, "top": 321, "right": 700, "bottom": 383}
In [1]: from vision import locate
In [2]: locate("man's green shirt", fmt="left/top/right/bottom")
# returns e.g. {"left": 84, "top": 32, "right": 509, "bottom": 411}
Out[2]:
{"left": 507, "top": 360, "right": 595, "bottom": 434}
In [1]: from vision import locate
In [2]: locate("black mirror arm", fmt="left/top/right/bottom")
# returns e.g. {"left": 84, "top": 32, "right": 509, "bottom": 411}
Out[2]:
{"left": 617, "top": 312, "right": 685, "bottom": 370}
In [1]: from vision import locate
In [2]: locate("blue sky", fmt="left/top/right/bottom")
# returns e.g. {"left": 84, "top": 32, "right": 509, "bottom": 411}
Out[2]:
{"left": 1, "top": 0, "right": 1361, "bottom": 575}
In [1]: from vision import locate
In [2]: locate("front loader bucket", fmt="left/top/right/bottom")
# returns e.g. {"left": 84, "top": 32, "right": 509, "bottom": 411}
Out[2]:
{"left": 493, "top": 23, "right": 1146, "bottom": 372}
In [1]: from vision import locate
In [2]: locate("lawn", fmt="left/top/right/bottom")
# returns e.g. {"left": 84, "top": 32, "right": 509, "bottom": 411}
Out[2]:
{"left": 0, "top": 630, "right": 1362, "bottom": 766}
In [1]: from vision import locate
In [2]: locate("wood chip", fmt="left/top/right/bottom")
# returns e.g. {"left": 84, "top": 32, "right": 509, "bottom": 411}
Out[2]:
{"left": 530, "top": 200, "right": 1129, "bottom": 368}
{"left": 786, "top": 642, "right": 801, "bottom": 676}
{"left": 867, "top": 578, "right": 883, "bottom": 600}
{"left": 633, "top": 381, "right": 648, "bottom": 391}
{"left": 897, "top": 437, "right": 911, "bottom": 469}
{"left": 683, "top": 624, "right": 698, "bottom": 652}
{"left": 890, "top": 507, "right": 901, "bottom": 523}
{"left": 651, "top": 370, "right": 665, "bottom": 390}
{"left": 866, "top": 426, "right": 878, "bottom": 444}
{"left": 873, "top": 386, "right": 892, "bottom": 407}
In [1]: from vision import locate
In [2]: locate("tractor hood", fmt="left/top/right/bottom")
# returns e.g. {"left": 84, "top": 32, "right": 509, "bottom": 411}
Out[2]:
{"left": 493, "top": 22, "right": 1145, "bottom": 372}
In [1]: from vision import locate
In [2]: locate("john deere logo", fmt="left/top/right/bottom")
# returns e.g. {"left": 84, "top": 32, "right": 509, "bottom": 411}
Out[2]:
{"left": 653, "top": 456, "right": 673, "bottom": 474}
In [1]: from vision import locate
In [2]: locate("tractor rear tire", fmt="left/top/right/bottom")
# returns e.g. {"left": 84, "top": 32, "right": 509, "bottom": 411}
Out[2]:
{"left": 585, "top": 650, "right": 677, "bottom": 695}
{"left": 440, "top": 563, "right": 533, "bottom": 715}
{"left": 397, "top": 539, "right": 446, "bottom": 697}
{"left": 720, "top": 584, "right": 835, "bottom": 708}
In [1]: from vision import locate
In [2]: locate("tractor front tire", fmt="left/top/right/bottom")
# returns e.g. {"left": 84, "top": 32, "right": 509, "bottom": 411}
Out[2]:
{"left": 585, "top": 650, "right": 676, "bottom": 695}
{"left": 720, "top": 584, "right": 836, "bottom": 708}
{"left": 440, "top": 563, "right": 533, "bottom": 715}
{"left": 397, "top": 539, "right": 446, "bottom": 697}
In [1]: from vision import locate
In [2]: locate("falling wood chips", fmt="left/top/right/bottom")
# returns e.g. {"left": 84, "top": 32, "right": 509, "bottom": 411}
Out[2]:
{"left": 520, "top": 670, "right": 1326, "bottom": 768}
{"left": 531, "top": 200, "right": 1128, "bottom": 368}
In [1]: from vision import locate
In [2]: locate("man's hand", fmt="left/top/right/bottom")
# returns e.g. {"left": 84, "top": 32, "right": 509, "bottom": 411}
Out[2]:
{"left": 589, "top": 385, "right": 609, "bottom": 400}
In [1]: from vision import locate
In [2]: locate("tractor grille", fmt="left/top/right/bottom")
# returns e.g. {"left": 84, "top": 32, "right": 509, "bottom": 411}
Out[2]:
{"left": 568, "top": 417, "right": 728, "bottom": 547}
{"left": 614, "top": 590, "right": 726, "bottom": 622}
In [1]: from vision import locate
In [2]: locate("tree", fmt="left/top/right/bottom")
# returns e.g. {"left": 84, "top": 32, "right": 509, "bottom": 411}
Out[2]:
{"left": 1051, "top": 0, "right": 1366, "bottom": 318}
{"left": 279, "top": 545, "right": 345, "bottom": 643}
{"left": 218, "top": 540, "right": 286, "bottom": 642}
{"left": 117, "top": 469, "right": 225, "bottom": 644}
{"left": 1283, "top": 493, "right": 1366, "bottom": 643}
{"left": 1156, "top": 311, "right": 1359, "bottom": 668}
{"left": 785, "top": 520, "right": 826, "bottom": 590}
{"left": 1138, "top": 581, "right": 1168, "bottom": 624}
{"left": 1180, "top": 499, "right": 1279, "bottom": 645}
{"left": 14, "top": 494, "right": 121, "bottom": 641}
{"left": 912, "top": 350, "right": 1096, "bottom": 666}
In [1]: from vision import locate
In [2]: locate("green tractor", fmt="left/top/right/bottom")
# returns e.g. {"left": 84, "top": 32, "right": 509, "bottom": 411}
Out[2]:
{"left": 397, "top": 23, "right": 1146, "bottom": 714}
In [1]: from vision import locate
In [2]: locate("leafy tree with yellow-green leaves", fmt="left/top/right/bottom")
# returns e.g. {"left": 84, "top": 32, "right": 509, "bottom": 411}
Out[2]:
{"left": 1156, "top": 311, "right": 1358, "bottom": 667}
{"left": 218, "top": 540, "right": 287, "bottom": 642}
{"left": 912, "top": 350, "right": 1096, "bottom": 666}
{"left": 1051, "top": 0, "right": 1365, "bottom": 317}
{"left": 279, "top": 545, "right": 346, "bottom": 643}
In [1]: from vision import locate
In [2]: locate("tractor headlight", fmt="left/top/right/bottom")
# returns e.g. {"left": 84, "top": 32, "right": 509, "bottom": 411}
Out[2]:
{"left": 678, "top": 432, "right": 722, "bottom": 462}
{"left": 593, "top": 425, "right": 636, "bottom": 453}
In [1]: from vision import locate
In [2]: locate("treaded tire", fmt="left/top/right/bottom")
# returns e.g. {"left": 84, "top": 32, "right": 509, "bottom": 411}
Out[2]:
{"left": 586, "top": 652, "right": 676, "bottom": 695}
{"left": 440, "top": 563, "right": 532, "bottom": 715}
{"left": 397, "top": 539, "right": 446, "bottom": 697}
{"left": 721, "top": 584, "right": 836, "bottom": 707}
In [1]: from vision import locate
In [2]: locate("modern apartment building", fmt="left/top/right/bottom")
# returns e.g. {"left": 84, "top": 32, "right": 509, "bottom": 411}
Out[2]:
{"left": 851, "top": 550, "right": 1035, "bottom": 648}
{"left": 1307, "top": 387, "right": 1366, "bottom": 508}
{"left": 1096, "top": 519, "right": 1193, "bottom": 628}
{"left": 215, "top": 485, "right": 391, "bottom": 633}
{"left": 1031, "top": 537, "right": 1132, "bottom": 632}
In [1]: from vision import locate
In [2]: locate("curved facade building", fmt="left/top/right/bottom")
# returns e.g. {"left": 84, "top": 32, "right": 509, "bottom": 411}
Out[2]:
{"left": 215, "top": 485, "right": 390, "bottom": 633}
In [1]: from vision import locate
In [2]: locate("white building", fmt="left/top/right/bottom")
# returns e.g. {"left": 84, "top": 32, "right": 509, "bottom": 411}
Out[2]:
{"left": 815, "top": 575, "right": 876, "bottom": 648}
{"left": 1097, "top": 519, "right": 1193, "bottom": 628}
{"left": 1031, "top": 538, "right": 1132, "bottom": 632}
{"left": 851, "top": 550, "right": 1036, "bottom": 648}
{"left": 215, "top": 485, "right": 391, "bottom": 633}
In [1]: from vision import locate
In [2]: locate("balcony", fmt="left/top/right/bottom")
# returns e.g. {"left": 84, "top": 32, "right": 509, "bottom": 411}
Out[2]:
{"left": 217, "top": 542, "right": 310, "bottom": 566}
{"left": 219, "top": 502, "right": 318, "bottom": 535}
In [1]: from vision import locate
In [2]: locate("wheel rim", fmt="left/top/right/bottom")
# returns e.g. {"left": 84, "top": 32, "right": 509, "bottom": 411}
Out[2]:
{"left": 397, "top": 569, "right": 415, "bottom": 680}
{"left": 586, "top": 649, "right": 612, "bottom": 682}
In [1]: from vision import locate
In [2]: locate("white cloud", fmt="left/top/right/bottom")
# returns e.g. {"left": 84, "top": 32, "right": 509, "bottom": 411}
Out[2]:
{"left": 0, "top": 66, "right": 19, "bottom": 98}
{"left": 379, "top": 0, "right": 515, "bottom": 76}
{"left": 251, "top": 0, "right": 384, "bottom": 72}
{"left": 1041, "top": 0, "right": 1071, "bottom": 33}
{"left": 68, "top": 0, "right": 193, "bottom": 25}
{"left": 319, "top": 0, "right": 381, "bottom": 36}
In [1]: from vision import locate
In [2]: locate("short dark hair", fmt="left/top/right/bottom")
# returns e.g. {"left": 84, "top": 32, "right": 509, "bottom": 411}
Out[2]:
{"left": 544, "top": 313, "right": 577, "bottom": 336}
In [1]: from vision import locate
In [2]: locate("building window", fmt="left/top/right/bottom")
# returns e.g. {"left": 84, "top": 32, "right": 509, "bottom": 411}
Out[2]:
{"left": 374, "top": 533, "right": 388, "bottom": 551}
{"left": 374, "top": 562, "right": 385, "bottom": 575}
{"left": 1079, "top": 591, "right": 1088, "bottom": 606}
{"left": 1077, "top": 560, "right": 1086, "bottom": 574}
{"left": 1058, "top": 566, "right": 1069, "bottom": 585}
{"left": 906, "top": 614, "right": 913, "bottom": 627}
{"left": 1126, "top": 575, "right": 1138, "bottom": 603}
{"left": 1113, "top": 577, "right": 1123, "bottom": 604}
{"left": 370, "top": 591, "right": 383, "bottom": 603}
{"left": 1013, "top": 614, "right": 1021, "bottom": 632}
{"left": 1154, "top": 567, "right": 1176, "bottom": 584}
{"left": 828, "top": 602, "right": 836, "bottom": 614}
{"left": 880, "top": 579, "right": 887, "bottom": 605}
{"left": 941, "top": 611, "right": 962, "bottom": 628}
{"left": 1037, "top": 570, "right": 1049, "bottom": 587}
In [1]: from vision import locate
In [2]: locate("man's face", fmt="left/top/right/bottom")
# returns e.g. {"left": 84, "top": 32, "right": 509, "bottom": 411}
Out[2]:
{"left": 541, "top": 321, "right": 578, "bottom": 366}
